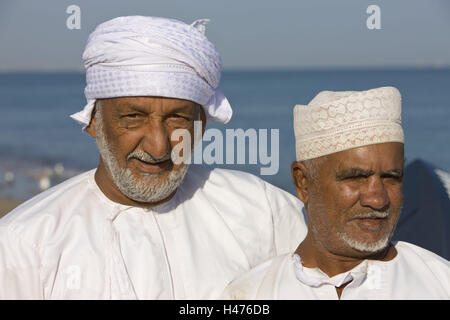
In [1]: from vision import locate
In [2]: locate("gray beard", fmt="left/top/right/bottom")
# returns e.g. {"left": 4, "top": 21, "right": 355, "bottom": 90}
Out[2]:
{"left": 94, "top": 110, "right": 189, "bottom": 203}
{"left": 337, "top": 211, "right": 397, "bottom": 253}
{"left": 338, "top": 231, "right": 391, "bottom": 253}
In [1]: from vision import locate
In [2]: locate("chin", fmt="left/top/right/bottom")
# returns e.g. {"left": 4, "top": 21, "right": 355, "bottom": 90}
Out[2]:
{"left": 338, "top": 232, "right": 391, "bottom": 254}
{"left": 120, "top": 164, "right": 189, "bottom": 203}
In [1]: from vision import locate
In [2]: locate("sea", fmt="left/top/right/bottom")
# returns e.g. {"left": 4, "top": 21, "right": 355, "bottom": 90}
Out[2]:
{"left": 0, "top": 68, "right": 449, "bottom": 200}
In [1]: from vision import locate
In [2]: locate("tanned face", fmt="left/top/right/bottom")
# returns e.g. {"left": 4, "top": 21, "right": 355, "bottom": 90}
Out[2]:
{"left": 292, "top": 142, "right": 404, "bottom": 258}
{"left": 87, "top": 96, "right": 204, "bottom": 205}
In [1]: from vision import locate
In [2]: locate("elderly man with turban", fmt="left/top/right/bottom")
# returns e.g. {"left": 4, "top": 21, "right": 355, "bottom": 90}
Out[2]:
{"left": 222, "top": 86, "right": 450, "bottom": 299}
{"left": 0, "top": 16, "right": 307, "bottom": 299}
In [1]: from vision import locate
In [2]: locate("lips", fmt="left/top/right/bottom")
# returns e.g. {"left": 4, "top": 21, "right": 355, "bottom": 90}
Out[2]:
{"left": 356, "top": 217, "right": 386, "bottom": 226}
{"left": 132, "top": 158, "right": 172, "bottom": 174}
{"left": 350, "top": 214, "right": 389, "bottom": 231}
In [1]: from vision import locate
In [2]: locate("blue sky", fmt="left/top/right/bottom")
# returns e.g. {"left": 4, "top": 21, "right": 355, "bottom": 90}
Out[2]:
{"left": 1, "top": 0, "right": 449, "bottom": 71}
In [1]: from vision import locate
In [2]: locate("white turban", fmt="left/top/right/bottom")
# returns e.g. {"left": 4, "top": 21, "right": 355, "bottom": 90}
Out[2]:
{"left": 70, "top": 16, "right": 232, "bottom": 129}
{"left": 294, "top": 86, "right": 404, "bottom": 161}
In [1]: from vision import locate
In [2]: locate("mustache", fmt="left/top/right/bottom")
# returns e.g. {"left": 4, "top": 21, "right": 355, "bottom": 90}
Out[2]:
{"left": 127, "top": 149, "right": 171, "bottom": 164}
{"left": 350, "top": 211, "right": 389, "bottom": 220}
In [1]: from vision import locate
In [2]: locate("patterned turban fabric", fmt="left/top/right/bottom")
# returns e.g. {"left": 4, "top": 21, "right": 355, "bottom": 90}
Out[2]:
{"left": 70, "top": 16, "right": 232, "bottom": 129}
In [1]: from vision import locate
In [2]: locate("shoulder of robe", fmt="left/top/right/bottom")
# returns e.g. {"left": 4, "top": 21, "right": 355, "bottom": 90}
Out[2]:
{"left": 186, "top": 165, "right": 307, "bottom": 253}
{"left": 188, "top": 164, "right": 267, "bottom": 186}
{"left": 0, "top": 170, "right": 97, "bottom": 247}
{"left": 396, "top": 241, "right": 450, "bottom": 266}
{"left": 0, "top": 223, "right": 40, "bottom": 267}
{"left": 221, "top": 254, "right": 288, "bottom": 300}
{"left": 395, "top": 241, "right": 450, "bottom": 285}
{"left": 188, "top": 165, "right": 304, "bottom": 207}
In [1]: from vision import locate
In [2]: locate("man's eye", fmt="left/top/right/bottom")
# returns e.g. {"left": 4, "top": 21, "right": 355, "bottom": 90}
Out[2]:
{"left": 124, "top": 114, "right": 139, "bottom": 118}
{"left": 167, "top": 114, "right": 191, "bottom": 122}
{"left": 346, "top": 175, "right": 367, "bottom": 180}
{"left": 382, "top": 174, "right": 403, "bottom": 181}
{"left": 119, "top": 114, "right": 144, "bottom": 128}
{"left": 344, "top": 173, "right": 370, "bottom": 180}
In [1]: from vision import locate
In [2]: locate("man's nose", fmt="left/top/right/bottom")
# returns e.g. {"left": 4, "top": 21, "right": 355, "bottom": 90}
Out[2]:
{"left": 140, "top": 121, "right": 170, "bottom": 159}
{"left": 359, "top": 176, "right": 390, "bottom": 211}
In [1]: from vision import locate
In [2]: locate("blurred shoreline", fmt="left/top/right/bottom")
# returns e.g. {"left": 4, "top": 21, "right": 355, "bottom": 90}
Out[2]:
{"left": 0, "top": 197, "right": 23, "bottom": 218}
{"left": 0, "top": 69, "right": 449, "bottom": 201}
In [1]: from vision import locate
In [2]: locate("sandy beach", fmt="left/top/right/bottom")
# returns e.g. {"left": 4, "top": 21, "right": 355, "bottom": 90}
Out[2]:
{"left": 0, "top": 198, "right": 23, "bottom": 219}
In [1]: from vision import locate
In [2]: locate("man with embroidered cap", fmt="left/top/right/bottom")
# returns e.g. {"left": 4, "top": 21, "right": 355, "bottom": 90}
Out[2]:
{"left": 222, "top": 86, "right": 450, "bottom": 299}
{"left": 0, "top": 16, "right": 307, "bottom": 299}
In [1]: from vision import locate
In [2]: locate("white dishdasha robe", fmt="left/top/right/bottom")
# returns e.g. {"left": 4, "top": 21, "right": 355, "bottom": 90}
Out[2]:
{"left": 222, "top": 241, "right": 450, "bottom": 300}
{"left": 0, "top": 165, "right": 307, "bottom": 299}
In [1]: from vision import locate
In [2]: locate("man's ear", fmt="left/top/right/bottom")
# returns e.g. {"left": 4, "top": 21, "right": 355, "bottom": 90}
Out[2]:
{"left": 85, "top": 102, "right": 98, "bottom": 138}
{"left": 291, "top": 161, "right": 309, "bottom": 205}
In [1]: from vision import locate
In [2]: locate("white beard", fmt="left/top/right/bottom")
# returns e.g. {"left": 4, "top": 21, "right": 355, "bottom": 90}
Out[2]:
{"left": 94, "top": 110, "right": 189, "bottom": 203}
{"left": 338, "top": 231, "right": 391, "bottom": 253}
{"left": 337, "top": 210, "right": 397, "bottom": 253}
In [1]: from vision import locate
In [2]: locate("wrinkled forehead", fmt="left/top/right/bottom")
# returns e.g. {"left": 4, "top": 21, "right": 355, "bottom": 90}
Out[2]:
{"left": 324, "top": 142, "right": 405, "bottom": 171}
{"left": 98, "top": 96, "right": 201, "bottom": 114}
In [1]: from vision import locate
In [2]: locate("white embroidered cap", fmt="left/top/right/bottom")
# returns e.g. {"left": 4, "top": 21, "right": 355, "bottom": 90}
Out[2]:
{"left": 293, "top": 86, "right": 404, "bottom": 161}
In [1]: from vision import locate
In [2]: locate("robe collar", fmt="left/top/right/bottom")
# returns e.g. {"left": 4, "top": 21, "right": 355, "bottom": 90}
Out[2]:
{"left": 293, "top": 253, "right": 369, "bottom": 288}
